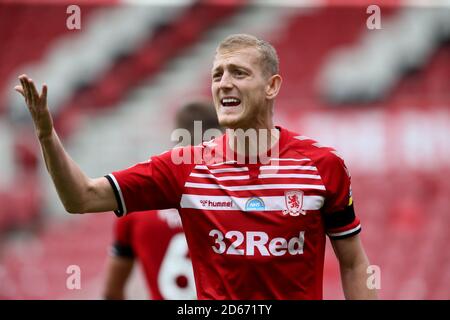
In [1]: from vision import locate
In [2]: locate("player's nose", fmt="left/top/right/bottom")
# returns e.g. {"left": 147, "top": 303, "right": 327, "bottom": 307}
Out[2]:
{"left": 219, "top": 73, "right": 233, "bottom": 90}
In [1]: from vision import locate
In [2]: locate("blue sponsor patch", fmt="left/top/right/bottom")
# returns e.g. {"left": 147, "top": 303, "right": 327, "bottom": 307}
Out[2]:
{"left": 245, "top": 197, "right": 265, "bottom": 211}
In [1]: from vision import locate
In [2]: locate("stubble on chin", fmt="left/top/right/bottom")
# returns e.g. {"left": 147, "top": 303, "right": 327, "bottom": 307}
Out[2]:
{"left": 218, "top": 117, "right": 238, "bottom": 129}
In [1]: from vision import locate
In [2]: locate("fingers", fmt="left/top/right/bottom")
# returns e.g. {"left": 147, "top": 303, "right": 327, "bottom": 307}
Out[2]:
{"left": 41, "top": 84, "right": 48, "bottom": 103}
{"left": 28, "top": 79, "right": 42, "bottom": 107}
{"left": 25, "top": 77, "right": 35, "bottom": 107}
{"left": 19, "top": 76, "right": 32, "bottom": 105}
{"left": 18, "top": 75, "right": 41, "bottom": 107}
{"left": 28, "top": 79, "right": 39, "bottom": 106}
{"left": 14, "top": 85, "right": 25, "bottom": 98}
{"left": 19, "top": 77, "right": 26, "bottom": 99}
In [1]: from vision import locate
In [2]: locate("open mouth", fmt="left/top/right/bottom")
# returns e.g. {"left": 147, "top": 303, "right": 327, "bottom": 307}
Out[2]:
{"left": 221, "top": 97, "right": 241, "bottom": 107}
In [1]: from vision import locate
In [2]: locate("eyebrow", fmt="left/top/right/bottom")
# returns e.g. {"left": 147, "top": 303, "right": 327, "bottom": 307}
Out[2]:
{"left": 212, "top": 63, "right": 251, "bottom": 74}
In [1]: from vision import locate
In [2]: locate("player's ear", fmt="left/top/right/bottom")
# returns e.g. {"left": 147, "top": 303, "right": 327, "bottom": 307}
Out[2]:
{"left": 266, "top": 74, "right": 282, "bottom": 100}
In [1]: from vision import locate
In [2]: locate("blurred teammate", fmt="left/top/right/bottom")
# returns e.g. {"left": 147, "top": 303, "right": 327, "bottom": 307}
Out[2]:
{"left": 103, "top": 102, "right": 221, "bottom": 300}
{"left": 15, "top": 34, "right": 377, "bottom": 299}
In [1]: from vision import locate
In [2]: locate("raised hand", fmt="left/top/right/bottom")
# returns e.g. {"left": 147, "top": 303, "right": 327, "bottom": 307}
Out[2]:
{"left": 15, "top": 74, "right": 53, "bottom": 140}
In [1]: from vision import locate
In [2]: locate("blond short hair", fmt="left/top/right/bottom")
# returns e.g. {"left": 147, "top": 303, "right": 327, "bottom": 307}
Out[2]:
{"left": 216, "top": 34, "right": 279, "bottom": 77}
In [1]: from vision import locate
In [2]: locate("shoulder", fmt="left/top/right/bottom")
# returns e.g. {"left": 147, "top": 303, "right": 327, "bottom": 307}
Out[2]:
{"left": 283, "top": 129, "right": 347, "bottom": 170}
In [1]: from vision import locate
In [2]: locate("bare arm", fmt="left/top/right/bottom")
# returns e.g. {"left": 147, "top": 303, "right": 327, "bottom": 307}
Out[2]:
{"left": 331, "top": 234, "right": 378, "bottom": 300}
{"left": 103, "top": 255, "right": 134, "bottom": 300}
{"left": 15, "top": 75, "right": 117, "bottom": 213}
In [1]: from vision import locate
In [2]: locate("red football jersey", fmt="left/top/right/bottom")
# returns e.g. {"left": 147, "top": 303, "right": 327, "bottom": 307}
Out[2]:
{"left": 111, "top": 209, "right": 196, "bottom": 299}
{"left": 106, "top": 126, "right": 361, "bottom": 299}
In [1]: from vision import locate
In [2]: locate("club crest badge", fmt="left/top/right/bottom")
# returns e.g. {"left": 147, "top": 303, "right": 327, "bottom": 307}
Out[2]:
{"left": 283, "top": 190, "right": 306, "bottom": 216}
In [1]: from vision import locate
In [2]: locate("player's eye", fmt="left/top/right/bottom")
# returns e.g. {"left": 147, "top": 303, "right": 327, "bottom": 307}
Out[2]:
{"left": 234, "top": 70, "right": 246, "bottom": 77}
{"left": 212, "top": 73, "right": 222, "bottom": 81}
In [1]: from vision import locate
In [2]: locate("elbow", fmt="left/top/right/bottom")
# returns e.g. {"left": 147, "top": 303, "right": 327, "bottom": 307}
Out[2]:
{"left": 63, "top": 201, "right": 86, "bottom": 214}
{"left": 62, "top": 187, "right": 91, "bottom": 214}
{"left": 62, "top": 179, "right": 108, "bottom": 214}
{"left": 65, "top": 206, "right": 83, "bottom": 214}
{"left": 65, "top": 207, "right": 83, "bottom": 214}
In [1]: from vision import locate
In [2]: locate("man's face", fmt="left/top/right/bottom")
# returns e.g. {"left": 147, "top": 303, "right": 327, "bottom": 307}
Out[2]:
{"left": 211, "top": 47, "right": 271, "bottom": 129}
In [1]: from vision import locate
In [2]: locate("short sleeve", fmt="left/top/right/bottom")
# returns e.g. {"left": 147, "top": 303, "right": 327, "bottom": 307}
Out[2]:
{"left": 106, "top": 149, "right": 192, "bottom": 217}
{"left": 110, "top": 215, "right": 134, "bottom": 258}
{"left": 319, "top": 151, "right": 361, "bottom": 240}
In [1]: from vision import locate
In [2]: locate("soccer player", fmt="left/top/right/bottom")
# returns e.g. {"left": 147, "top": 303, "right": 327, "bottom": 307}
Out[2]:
{"left": 103, "top": 101, "right": 221, "bottom": 300}
{"left": 15, "top": 34, "right": 378, "bottom": 299}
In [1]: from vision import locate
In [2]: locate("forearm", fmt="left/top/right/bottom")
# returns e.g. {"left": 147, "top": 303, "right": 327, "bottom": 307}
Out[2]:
{"left": 39, "top": 129, "right": 92, "bottom": 213}
{"left": 340, "top": 259, "right": 378, "bottom": 300}
{"left": 103, "top": 257, "right": 134, "bottom": 300}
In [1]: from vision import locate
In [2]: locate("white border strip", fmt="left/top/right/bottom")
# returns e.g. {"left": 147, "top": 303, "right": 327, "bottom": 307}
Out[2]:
{"left": 184, "top": 182, "right": 326, "bottom": 191}
{"left": 327, "top": 224, "right": 361, "bottom": 237}
{"left": 107, "top": 174, "right": 127, "bottom": 215}
{"left": 180, "top": 194, "right": 325, "bottom": 211}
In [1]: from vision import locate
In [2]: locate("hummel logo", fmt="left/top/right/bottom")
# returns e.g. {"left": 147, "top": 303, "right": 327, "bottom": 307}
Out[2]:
{"left": 199, "top": 200, "right": 233, "bottom": 208}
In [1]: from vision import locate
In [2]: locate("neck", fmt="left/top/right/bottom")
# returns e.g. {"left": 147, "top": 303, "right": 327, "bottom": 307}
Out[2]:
{"left": 226, "top": 122, "right": 280, "bottom": 162}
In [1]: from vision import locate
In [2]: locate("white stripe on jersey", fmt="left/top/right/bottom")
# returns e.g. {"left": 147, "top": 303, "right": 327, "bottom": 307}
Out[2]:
{"left": 180, "top": 194, "right": 325, "bottom": 211}
{"left": 294, "top": 135, "right": 311, "bottom": 141}
{"left": 190, "top": 173, "right": 250, "bottom": 181}
{"left": 184, "top": 182, "right": 326, "bottom": 191}
{"left": 260, "top": 165, "right": 318, "bottom": 171}
{"left": 194, "top": 165, "right": 249, "bottom": 173}
{"left": 210, "top": 167, "right": 249, "bottom": 173}
{"left": 269, "top": 158, "right": 311, "bottom": 162}
{"left": 327, "top": 224, "right": 361, "bottom": 237}
{"left": 258, "top": 174, "right": 321, "bottom": 179}
{"left": 210, "top": 160, "right": 238, "bottom": 166}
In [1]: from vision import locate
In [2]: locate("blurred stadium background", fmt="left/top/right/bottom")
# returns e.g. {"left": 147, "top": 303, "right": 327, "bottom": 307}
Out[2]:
{"left": 0, "top": 0, "right": 448, "bottom": 299}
